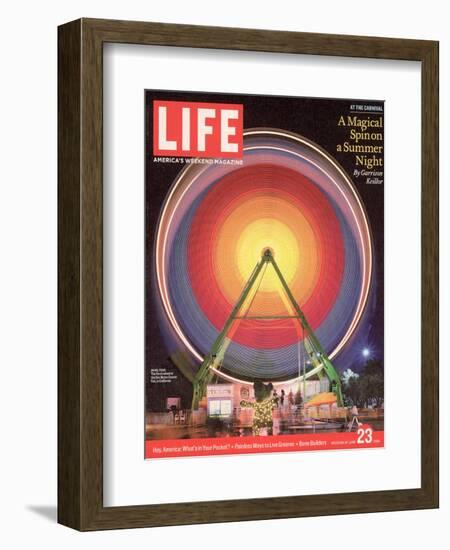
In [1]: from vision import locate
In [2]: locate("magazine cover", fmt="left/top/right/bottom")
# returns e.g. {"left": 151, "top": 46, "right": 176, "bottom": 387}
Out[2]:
{"left": 145, "top": 90, "right": 384, "bottom": 459}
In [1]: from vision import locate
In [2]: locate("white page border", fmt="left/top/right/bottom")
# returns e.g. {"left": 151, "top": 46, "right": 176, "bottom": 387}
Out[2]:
{"left": 103, "top": 43, "right": 421, "bottom": 507}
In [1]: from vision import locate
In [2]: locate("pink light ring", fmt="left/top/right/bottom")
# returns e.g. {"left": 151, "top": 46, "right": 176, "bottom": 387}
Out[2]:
{"left": 154, "top": 129, "right": 373, "bottom": 367}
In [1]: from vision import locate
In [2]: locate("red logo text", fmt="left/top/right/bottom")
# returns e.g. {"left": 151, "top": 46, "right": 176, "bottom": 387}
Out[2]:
{"left": 153, "top": 100, "right": 243, "bottom": 158}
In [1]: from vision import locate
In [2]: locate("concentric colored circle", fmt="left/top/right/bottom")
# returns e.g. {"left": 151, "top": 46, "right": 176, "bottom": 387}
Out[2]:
{"left": 154, "top": 129, "right": 372, "bottom": 382}
{"left": 187, "top": 165, "right": 344, "bottom": 349}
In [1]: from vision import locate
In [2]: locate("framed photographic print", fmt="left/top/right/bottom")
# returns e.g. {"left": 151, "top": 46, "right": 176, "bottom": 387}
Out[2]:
{"left": 58, "top": 18, "right": 439, "bottom": 530}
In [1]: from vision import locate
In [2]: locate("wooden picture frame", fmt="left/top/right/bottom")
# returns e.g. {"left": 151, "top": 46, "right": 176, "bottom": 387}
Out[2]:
{"left": 58, "top": 18, "right": 439, "bottom": 531}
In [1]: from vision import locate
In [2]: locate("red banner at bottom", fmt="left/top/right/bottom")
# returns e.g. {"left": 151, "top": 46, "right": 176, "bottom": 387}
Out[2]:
{"left": 146, "top": 428, "right": 384, "bottom": 459}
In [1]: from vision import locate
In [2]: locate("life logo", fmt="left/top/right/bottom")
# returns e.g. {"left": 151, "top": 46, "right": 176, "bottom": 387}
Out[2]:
{"left": 153, "top": 100, "right": 243, "bottom": 158}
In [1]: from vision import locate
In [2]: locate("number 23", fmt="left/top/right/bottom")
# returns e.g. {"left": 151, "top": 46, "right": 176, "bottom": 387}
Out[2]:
{"left": 357, "top": 427, "right": 373, "bottom": 444}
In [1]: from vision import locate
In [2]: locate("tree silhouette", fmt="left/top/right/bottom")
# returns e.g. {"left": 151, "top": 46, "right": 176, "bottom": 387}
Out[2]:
{"left": 341, "top": 359, "right": 384, "bottom": 408}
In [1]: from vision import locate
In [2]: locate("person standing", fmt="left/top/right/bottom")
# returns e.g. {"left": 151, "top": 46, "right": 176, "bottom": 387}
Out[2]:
{"left": 272, "top": 388, "right": 279, "bottom": 407}
{"left": 288, "top": 390, "right": 294, "bottom": 407}
{"left": 349, "top": 404, "right": 360, "bottom": 431}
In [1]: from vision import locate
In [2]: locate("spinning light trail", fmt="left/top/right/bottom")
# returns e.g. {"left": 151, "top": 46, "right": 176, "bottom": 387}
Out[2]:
{"left": 154, "top": 129, "right": 372, "bottom": 384}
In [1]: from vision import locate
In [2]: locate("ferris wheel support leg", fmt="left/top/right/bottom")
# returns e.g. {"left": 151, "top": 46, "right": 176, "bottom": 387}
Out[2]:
{"left": 191, "top": 257, "right": 267, "bottom": 410}
{"left": 191, "top": 358, "right": 214, "bottom": 410}
{"left": 268, "top": 252, "right": 344, "bottom": 407}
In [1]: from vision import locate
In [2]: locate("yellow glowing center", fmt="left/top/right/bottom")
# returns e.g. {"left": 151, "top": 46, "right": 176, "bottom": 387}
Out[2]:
{"left": 236, "top": 219, "right": 298, "bottom": 291}
{"left": 212, "top": 195, "right": 320, "bottom": 310}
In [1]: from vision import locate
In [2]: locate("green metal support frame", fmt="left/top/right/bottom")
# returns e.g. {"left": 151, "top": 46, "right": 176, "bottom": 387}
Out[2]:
{"left": 191, "top": 249, "right": 343, "bottom": 409}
